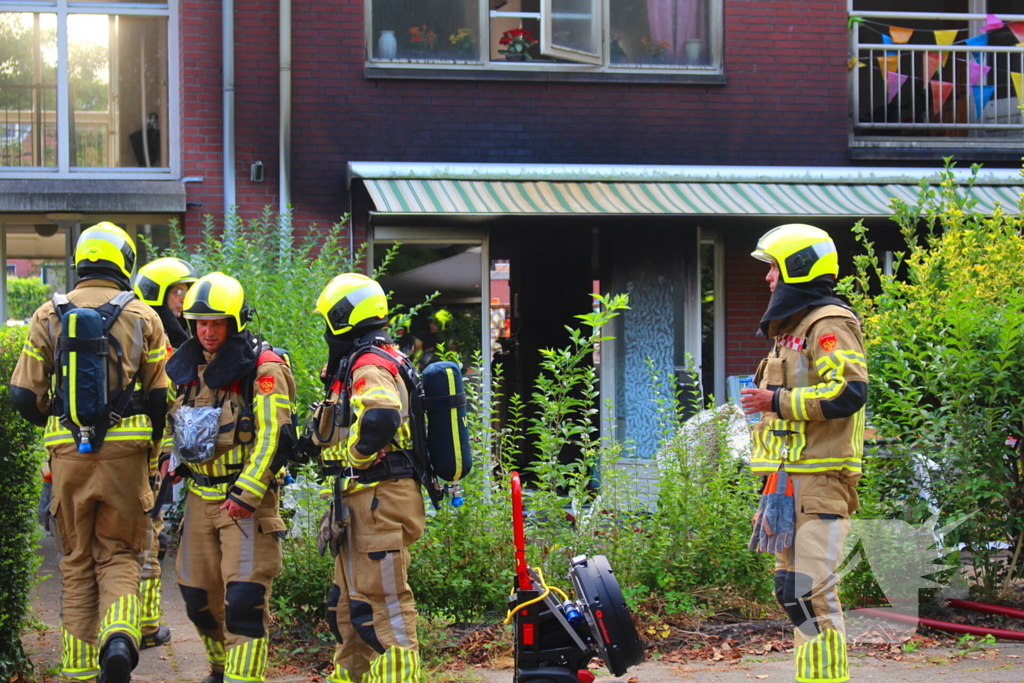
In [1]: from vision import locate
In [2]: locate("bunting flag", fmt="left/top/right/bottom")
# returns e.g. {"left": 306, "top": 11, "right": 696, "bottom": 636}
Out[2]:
{"left": 1009, "top": 21, "right": 1024, "bottom": 45}
{"left": 847, "top": 56, "right": 866, "bottom": 70}
{"left": 981, "top": 14, "right": 1004, "bottom": 33}
{"left": 968, "top": 60, "right": 991, "bottom": 85}
{"left": 887, "top": 70, "right": 909, "bottom": 104}
{"left": 924, "top": 51, "right": 942, "bottom": 83}
{"left": 972, "top": 84, "right": 995, "bottom": 118}
{"left": 965, "top": 34, "right": 989, "bottom": 62}
{"left": 934, "top": 30, "right": 957, "bottom": 66}
{"left": 889, "top": 26, "right": 914, "bottom": 44}
{"left": 1012, "top": 72, "right": 1023, "bottom": 105}
{"left": 881, "top": 34, "right": 897, "bottom": 55}
{"left": 930, "top": 80, "right": 954, "bottom": 115}
{"left": 876, "top": 55, "right": 900, "bottom": 74}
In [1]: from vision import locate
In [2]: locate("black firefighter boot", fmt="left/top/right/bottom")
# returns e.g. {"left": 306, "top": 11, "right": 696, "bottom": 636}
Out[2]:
{"left": 98, "top": 635, "right": 136, "bottom": 683}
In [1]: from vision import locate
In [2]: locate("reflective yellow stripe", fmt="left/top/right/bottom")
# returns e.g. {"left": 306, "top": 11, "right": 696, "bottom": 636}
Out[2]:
{"left": 794, "top": 629, "right": 848, "bottom": 683}
{"left": 446, "top": 367, "right": 463, "bottom": 481}
{"left": 140, "top": 577, "right": 162, "bottom": 627}
{"left": 68, "top": 313, "right": 81, "bottom": 427}
{"left": 224, "top": 638, "right": 268, "bottom": 683}
{"left": 201, "top": 634, "right": 226, "bottom": 667}
{"left": 147, "top": 347, "right": 167, "bottom": 363}
{"left": 238, "top": 394, "right": 290, "bottom": 492}
{"left": 61, "top": 626, "right": 99, "bottom": 679}
{"left": 99, "top": 594, "right": 141, "bottom": 644}
{"left": 44, "top": 414, "right": 153, "bottom": 447}
{"left": 22, "top": 342, "right": 44, "bottom": 362}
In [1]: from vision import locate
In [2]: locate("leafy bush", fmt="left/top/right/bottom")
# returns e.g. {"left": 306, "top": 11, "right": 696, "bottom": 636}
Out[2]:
{"left": 409, "top": 294, "right": 775, "bottom": 621}
{"left": 7, "top": 277, "right": 52, "bottom": 321}
{"left": 838, "top": 161, "right": 1024, "bottom": 598}
{"left": 274, "top": 464, "right": 332, "bottom": 627}
{"left": 0, "top": 326, "right": 43, "bottom": 677}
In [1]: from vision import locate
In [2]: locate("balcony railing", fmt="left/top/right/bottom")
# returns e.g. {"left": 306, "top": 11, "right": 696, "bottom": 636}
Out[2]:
{"left": 850, "top": 10, "right": 1024, "bottom": 152}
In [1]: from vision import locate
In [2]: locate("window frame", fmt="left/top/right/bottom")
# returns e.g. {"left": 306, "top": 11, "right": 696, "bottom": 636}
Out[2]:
{"left": 0, "top": 0, "right": 180, "bottom": 180}
{"left": 364, "top": 0, "right": 724, "bottom": 80}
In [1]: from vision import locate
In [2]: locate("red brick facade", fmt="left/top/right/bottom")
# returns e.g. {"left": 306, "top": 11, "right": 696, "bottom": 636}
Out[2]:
{"left": 178, "top": 0, "right": 851, "bottom": 381}
{"left": 180, "top": 0, "right": 852, "bottom": 229}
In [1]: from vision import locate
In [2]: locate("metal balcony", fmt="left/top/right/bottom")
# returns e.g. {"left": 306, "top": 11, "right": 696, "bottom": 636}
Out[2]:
{"left": 849, "top": 10, "right": 1024, "bottom": 160}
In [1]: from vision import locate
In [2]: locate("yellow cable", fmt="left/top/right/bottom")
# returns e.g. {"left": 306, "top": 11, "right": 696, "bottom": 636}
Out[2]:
{"left": 503, "top": 566, "right": 571, "bottom": 624}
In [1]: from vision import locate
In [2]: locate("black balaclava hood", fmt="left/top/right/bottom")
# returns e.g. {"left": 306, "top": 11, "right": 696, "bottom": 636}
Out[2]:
{"left": 77, "top": 266, "right": 131, "bottom": 292}
{"left": 166, "top": 325, "right": 257, "bottom": 389}
{"left": 155, "top": 305, "right": 190, "bottom": 349}
{"left": 322, "top": 324, "right": 392, "bottom": 386}
{"left": 758, "top": 277, "right": 851, "bottom": 338}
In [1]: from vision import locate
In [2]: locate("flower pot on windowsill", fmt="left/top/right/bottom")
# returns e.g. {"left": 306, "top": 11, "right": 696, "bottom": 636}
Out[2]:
{"left": 504, "top": 53, "right": 527, "bottom": 62}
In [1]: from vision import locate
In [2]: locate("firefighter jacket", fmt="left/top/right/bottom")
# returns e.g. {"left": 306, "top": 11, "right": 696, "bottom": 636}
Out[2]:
{"left": 10, "top": 279, "right": 169, "bottom": 460}
{"left": 162, "top": 341, "right": 297, "bottom": 511}
{"left": 319, "top": 345, "right": 413, "bottom": 494}
{"left": 749, "top": 304, "right": 868, "bottom": 475}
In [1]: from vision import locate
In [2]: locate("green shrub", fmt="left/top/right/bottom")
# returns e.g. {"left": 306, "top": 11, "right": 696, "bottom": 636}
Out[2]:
{"left": 0, "top": 326, "right": 43, "bottom": 677}
{"left": 7, "top": 277, "right": 53, "bottom": 321}
{"left": 838, "top": 160, "right": 1024, "bottom": 598}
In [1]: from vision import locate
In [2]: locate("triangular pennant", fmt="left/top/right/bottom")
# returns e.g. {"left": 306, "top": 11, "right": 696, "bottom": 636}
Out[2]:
{"left": 930, "top": 80, "right": 953, "bottom": 115}
{"left": 847, "top": 57, "right": 866, "bottom": 70}
{"left": 1009, "top": 22, "right": 1024, "bottom": 44}
{"left": 968, "top": 60, "right": 991, "bottom": 85}
{"left": 934, "top": 30, "right": 957, "bottom": 66}
{"left": 924, "top": 52, "right": 942, "bottom": 83}
{"left": 876, "top": 55, "right": 900, "bottom": 74}
{"left": 887, "top": 71, "right": 909, "bottom": 104}
{"left": 966, "top": 33, "right": 989, "bottom": 63}
{"left": 890, "top": 26, "right": 914, "bottom": 44}
{"left": 981, "top": 14, "right": 1004, "bottom": 32}
{"left": 972, "top": 84, "right": 995, "bottom": 118}
{"left": 1012, "top": 72, "right": 1023, "bottom": 106}
{"left": 881, "top": 33, "right": 897, "bottom": 55}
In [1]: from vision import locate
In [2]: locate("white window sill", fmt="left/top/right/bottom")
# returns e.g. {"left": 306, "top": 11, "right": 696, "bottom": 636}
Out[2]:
{"left": 365, "top": 60, "right": 726, "bottom": 84}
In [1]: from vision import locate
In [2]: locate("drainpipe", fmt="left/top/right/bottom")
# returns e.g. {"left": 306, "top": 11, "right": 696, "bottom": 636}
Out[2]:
{"left": 223, "top": 0, "right": 236, "bottom": 239}
{"left": 279, "top": 0, "right": 292, "bottom": 256}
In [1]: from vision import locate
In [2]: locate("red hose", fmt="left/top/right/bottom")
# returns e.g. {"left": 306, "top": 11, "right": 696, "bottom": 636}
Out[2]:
{"left": 852, "top": 607, "right": 1024, "bottom": 641}
{"left": 947, "top": 599, "right": 1024, "bottom": 621}
{"left": 511, "top": 472, "right": 531, "bottom": 591}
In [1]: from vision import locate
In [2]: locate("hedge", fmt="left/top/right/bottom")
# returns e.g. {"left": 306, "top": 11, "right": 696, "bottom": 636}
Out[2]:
{"left": 0, "top": 325, "right": 43, "bottom": 677}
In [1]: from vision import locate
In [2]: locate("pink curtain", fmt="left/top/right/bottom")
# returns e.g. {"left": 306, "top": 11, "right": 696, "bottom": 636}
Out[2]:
{"left": 647, "top": 0, "right": 705, "bottom": 61}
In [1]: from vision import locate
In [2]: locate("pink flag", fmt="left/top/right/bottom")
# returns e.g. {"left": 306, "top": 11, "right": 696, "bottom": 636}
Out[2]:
{"left": 887, "top": 71, "right": 908, "bottom": 104}
{"left": 924, "top": 52, "right": 942, "bottom": 83}
{"left": 930, "top": 80, "right": 953, "bottom": 115}
{"left": 968, "top": 61, "right": 991, "bottom": 86}
{"left": 981, "top": 14, "right": 1004, "bottom": 32}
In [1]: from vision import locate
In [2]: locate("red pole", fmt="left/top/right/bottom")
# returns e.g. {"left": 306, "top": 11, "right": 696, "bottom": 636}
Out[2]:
{"left": 511, "top": 472, "right": 531, "bottom": 591}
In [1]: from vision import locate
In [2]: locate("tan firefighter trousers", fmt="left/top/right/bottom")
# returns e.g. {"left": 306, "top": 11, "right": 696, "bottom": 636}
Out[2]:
{"left": 139, "top": 511, "right": 165, "bottom": 636}
{"left": 49, "top": 452, "right": 153, "bottom": 680}
{"left": 176, "top": 488, "right": 284, "bottom": 683}
{"left": 326, "top": 477, "right": 425, "bottom": 683}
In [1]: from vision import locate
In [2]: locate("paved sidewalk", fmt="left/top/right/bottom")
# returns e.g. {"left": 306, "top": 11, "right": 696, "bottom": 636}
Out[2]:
{"left": 24, "top": 535, "right": 1024, "bottom": 682}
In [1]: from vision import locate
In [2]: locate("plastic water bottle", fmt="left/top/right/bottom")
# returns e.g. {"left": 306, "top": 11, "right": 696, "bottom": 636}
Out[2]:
{"left": 448, "top": 483, "right": 464, "bottom": 508}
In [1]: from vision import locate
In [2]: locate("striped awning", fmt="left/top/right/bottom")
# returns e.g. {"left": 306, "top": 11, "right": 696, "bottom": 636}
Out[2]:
{"left": 364, "top": 178, "right": 1022, "bottom": 217}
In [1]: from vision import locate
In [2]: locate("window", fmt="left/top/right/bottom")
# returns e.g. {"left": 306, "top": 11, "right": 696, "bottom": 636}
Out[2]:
{"left": 0, "top": 0, "right": 177, "bottom": 175}
{"left": 366, "top": 0, "right": 720, "bottom": 74}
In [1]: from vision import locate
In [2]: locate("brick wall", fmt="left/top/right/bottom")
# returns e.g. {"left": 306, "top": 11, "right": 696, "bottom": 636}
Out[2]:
{"left": 724, "top": 236, "right": 772, "bottom": 378}
{"left": 179, "top": 0, "right": 852, "bottom": 229}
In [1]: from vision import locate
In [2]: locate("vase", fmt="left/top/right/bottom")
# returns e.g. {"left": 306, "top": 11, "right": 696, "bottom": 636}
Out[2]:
{"left": 378, "top": 30, "right": 397, "bottom": 60}
{"left": 684, "top": 38, "right": 702, "bottom": 64}
{"left": 504, "top": 53, "right": 526, "bottom": 62}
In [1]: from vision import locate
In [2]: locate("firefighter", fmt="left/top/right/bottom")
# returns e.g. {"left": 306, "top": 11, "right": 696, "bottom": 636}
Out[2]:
{"left": 315, "top": 273, "right": 426, "bottom": 683}
{"left": 740, "top": 224, "right": 868, "bottom": 683}
{"left": 159, "top": 272, "right": 295, "bottom": 683}
{"left": 133, "top": 257, "right": 200, "bottom": 649}
{"left": 10, "top": 222, "right": 169, "bottom": 683}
